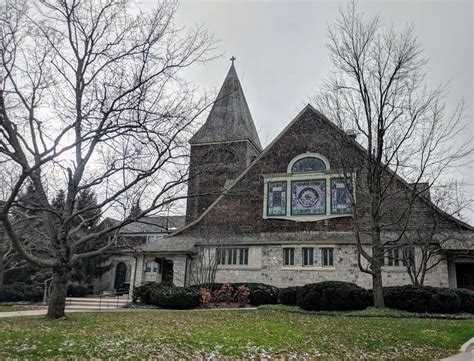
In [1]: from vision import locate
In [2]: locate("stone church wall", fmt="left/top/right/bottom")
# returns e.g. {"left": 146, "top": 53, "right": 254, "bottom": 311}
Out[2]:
{"left": 209, "top": 244, "right": 449, "bottom": 289}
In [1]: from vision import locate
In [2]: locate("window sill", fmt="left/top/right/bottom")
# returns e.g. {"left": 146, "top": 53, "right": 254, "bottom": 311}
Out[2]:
{"left": 281, "top": 266, "right": 335, "bottom": 271}
{"left": 217, "top": 266, "right": 259, "bottom": 271}
{"left": 264, "top": 213, "right": 351, "bottom": 222}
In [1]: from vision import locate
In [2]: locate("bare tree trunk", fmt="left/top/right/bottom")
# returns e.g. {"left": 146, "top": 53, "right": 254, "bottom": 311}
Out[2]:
{"left": 371, "top": 230, "right": 385, "bottom": 308}
{"left": 47, "top": 269, "right": 69, "bottom": 320}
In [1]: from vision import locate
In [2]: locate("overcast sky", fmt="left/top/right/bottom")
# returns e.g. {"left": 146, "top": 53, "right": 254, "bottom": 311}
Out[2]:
{"left": 141, "top": 0, "right": 473, "bottom": 222}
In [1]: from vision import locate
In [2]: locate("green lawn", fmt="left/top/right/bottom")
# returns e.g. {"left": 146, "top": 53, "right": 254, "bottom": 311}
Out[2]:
{"left": 0, "top": 308, "right": 472, "bottom": 359}
{"left": 0, "top": 303, "right": 37, "bottom": 313}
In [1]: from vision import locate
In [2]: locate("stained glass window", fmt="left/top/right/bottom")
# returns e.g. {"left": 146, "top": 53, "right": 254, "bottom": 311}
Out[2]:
{"left": 291, "top": 179, "right": 326, "bottom": 215}
{"left": 267, "top": 181, "right": 287, "bottom": 216}
{"left": 291, "top": 157, "right": 326, "bottom": 173}
{"left": 331, "top": 178, "right": 352, "bottom": 214}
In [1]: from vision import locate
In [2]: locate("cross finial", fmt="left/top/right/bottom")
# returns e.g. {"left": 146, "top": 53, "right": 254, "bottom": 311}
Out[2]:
{"left": 230, "top": 56, "right": 236, "bottom": 65}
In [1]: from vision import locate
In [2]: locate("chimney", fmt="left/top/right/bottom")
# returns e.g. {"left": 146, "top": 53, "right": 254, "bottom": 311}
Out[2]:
{"left": 346, "top": 129, "right": 358, "bottom": 141}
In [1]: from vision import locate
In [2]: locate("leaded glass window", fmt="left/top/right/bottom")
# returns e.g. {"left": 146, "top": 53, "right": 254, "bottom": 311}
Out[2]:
{"left": 283, "top": 248, "right": 295, "bottom": 266}
{"left": 302, "top": 247, "right": 314, "bottom": 266}
{"left": 331, "top": 178, "right": 352, "bottom": 214}
{"left": 291, "top": 157, "right": 326, "bottom": 173}
{"left": 322, "top": 248, "right": 334, "bottom": 266}
{"left": 267, "top": 181, "right": 287, "bottom": 216}
{"left": 291, "top": 179, "right": 326, "bottom": 215}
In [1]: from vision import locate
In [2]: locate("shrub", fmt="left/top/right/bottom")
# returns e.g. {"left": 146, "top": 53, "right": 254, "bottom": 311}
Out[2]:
{"left": 214, "top": 283, "right": 236, "bottom": 304}
{"left": 453, "top": 288, "right": 474, "bottom": 314}
{"left": 200, "top": 288, "right": 212, "bottom": 304}
{"left": 236, "top": 285, "right": 251, "bottom": 306}
{"left": 243, "top": 283, "right": 279, "bottom": 306}
{"left": 384, "top": 285, "right": 461, "bottom": 314}
{"left": 67, "top": 284, "right": 88, "bottom": 297}
{"left": 279, "top": 287, "right": 299, "bottom": 305}
{"left": 133, "top": 283, "right": 157, "bottom": 304}
{"left": 151, "top": 286, "right": 201, "bottom": 309}
{"left": 0, "top": 283, "right": 43, "bottom": 302}
{"left": 297, "top": 281, "right": 371, "bottom": 311}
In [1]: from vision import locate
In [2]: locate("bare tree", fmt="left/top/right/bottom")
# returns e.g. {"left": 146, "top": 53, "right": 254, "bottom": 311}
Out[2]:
{"left": 399, "top": 180, "right": 474, "bottom": 286}
{"left": 316, "top": 2, "right": 472, "bottom": 307}
{"left": 0, "top": 0, "right": 215, "bottom": 319}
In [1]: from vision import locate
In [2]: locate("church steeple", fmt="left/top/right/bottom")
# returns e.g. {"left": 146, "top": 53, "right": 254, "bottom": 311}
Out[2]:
{"left": 190, "top": 58, "right": 262, "bottom": 151}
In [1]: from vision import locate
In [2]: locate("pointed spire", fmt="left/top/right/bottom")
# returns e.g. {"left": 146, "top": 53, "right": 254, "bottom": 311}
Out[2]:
{"left": 190, "top": 58, "right": 262, "bottom": 150}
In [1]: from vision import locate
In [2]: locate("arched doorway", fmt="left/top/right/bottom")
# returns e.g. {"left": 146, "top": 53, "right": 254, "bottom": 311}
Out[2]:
{"left": 114, "top": 262, "right": 127, "bottom": 290}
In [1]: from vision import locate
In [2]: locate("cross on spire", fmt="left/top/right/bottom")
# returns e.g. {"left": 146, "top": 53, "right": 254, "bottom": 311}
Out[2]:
{"left": 230, "top": 56, "right": 236, "bottom": 65}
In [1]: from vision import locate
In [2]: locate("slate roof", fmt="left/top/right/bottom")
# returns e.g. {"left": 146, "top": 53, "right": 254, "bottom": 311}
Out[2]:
{"left": 189, "top": 62, "right": 262, "bottom": 150}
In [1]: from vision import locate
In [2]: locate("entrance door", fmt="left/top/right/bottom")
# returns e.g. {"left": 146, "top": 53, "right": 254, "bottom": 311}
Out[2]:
{"left": 114, "top": 262, "right": 127, "bottom": 290}
{"left": 161, "top": 260, "right": 174, "bottom": 285}
{"left": 456, "top": 263, "right": 474, "bottom": 290}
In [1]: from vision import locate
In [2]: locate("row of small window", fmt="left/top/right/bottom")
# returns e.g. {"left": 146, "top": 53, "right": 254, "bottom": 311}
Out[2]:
{"left": 216, "top": 248, "right": 249, "bottom": 266}
{"left": 384, "top": 247, "right": 415, "bottom": 267}
{"left": 283, "top": 247, "right": 334, "bottom": 267}
{"left": 267, "top": 178, "right": 352, "bottom": 217}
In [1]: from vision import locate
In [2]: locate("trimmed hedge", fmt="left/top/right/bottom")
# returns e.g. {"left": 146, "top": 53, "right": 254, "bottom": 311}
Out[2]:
{"left": 297, "top": 281, "right": 372, "bottom": 311}
{"left": 244, "top": 283, "right": 279, "bottom": 306}
{"left": 67, "top": 284, "right": 88, "bottom": 297}
{"left": 0, "top": 283, "right": 43, "bottom": 302}
{"left": 279, "top": 287, "right": 299, "bottom": 305}
{"left": 150, "top": 286, "right": 201, "bottom": 309}
{"left": 453, "top": 288, "right": 474, "bottom": 314}
{"left": 133, "top": 283, "right": 156, "bottom": 304}
{"left": 384, "top": 285, "right": 461, "bottom": 314}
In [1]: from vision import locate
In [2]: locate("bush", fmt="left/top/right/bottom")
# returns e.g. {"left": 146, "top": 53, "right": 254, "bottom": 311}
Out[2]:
{"left": 243, "top": 283, "right": 279, "bottom": 306}
{"left": 384, "top": 285, "right": 461, "bottom": 314}
{"left": 297, "top": 281, "right": 371, "bottom": 311}
{"left": 151, "top": 285, "right": 201, "bottom": 309}
{"left": 0, "top": 283, "right": 43, "bottom": 302}
{"left": 279, "top": 287, "right": 299, "bottom": 305}
{"left": 133, "top": 283, "right": 158, "bottom": 304}
{"left": 453, "top": 288, "right": 474, "bottom": 314}
{"left": 67, "top": 284, "right": 88, "bottom": 297}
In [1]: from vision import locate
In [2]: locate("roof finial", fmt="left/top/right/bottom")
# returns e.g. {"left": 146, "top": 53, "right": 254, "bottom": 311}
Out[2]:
{"left": 230, "top": 56, "right": 236, "bottom": 65}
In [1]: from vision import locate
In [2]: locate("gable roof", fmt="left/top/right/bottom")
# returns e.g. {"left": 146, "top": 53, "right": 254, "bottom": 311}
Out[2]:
{"left": 174, "top": 104, "right": 473, "bottom": 235}
{"left": 189, "top": 62, "right": 262, "bottom": 151}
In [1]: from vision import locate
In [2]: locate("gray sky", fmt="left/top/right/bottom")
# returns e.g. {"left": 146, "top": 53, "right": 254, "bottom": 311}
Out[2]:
{"left": 142, "top": 0, "right": 474, "bottom": 222}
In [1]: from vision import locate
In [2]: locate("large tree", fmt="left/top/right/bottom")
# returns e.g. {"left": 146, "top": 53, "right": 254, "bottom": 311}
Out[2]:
{"left": 0, "top": 0, "right": 214, "bottom": 319}
{"left": 316, "top": 3, "right": 472, "bottom": 307}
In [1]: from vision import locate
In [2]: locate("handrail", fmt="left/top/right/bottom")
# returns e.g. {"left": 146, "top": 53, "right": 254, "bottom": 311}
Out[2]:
{"left": 65, "top": 290, "right": 131, "bottom": 312}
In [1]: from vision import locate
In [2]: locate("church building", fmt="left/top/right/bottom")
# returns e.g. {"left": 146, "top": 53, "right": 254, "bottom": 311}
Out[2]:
{"left": 95, "top": 60, "right": 474, "bottom": 295}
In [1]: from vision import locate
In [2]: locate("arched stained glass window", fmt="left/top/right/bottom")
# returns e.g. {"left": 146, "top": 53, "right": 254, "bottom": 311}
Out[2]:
{"left": 291, "top": 157, "right": 326, "bottom": 173}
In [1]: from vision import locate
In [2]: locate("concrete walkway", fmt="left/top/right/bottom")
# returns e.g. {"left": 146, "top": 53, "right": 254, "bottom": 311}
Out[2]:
{"left": 0, "top": 308, "right": 118, "bottom": 318}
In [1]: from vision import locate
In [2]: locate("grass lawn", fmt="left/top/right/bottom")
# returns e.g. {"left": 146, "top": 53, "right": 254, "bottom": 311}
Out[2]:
{"left": 0, "top": 308, "right": 472, "bottom": 359}
{"left": 0, "top": 303, "right": 38, "bottom": 313}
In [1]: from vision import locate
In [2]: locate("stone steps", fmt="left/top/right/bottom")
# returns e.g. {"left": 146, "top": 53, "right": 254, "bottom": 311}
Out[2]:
{"left": 65, "top": 296, "right": 131, "bottom": 311}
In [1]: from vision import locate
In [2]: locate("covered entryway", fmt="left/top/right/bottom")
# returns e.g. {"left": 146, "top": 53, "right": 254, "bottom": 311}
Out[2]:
{"left": 114, "top": 262, "right": 127, "bottom": 290}
{"left": 456, "top": 263, "right": 474, "bottom": 290}
{"left": 161, "top": 260, "right": 174, "bottom": 284}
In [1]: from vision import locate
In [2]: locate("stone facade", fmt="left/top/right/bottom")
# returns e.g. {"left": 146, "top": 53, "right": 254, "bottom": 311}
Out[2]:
{"left": 202, "top": 244, "right": 449, "bottom": 288}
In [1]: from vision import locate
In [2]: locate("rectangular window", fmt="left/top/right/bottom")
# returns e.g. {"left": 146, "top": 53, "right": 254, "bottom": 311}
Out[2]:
{"left": 384, "top": 248, "right": 400, "bottom": 266}
{"left": 331, "top": 178, "right": 353, "bottom": 214}
{"left": 216, "top": 248, "right": 226, "bottom": 265}
{"left": 227, "top": 248, "right": 237, "bottom": 265}
{"left": 402, "top": 246, "right": 415, "bottom": 268}
{"left": 239, "top": 248, "right": 249, "bottom": 265}
{"left": 322, "top": 248, "right": 334, "bottom": 267}
{"left": 302, "top": 247, "right": 314, "bottom": 266}
{"left": 217, "top": 248, "right": 248, "bottom": 266}
{"left": 283, "top": 248, "right": 295, "bottom": 266}
{"left": 267, "top": 182, "right": 287, "bottom": 216}
{"left": 291, "top": 179, "right": 326, "bottom": 215}
{"left": 145, "top": 261, "right": 158, "bottom": 273}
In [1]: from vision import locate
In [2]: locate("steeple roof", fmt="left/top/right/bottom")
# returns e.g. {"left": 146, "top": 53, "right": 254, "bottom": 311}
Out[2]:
{"left": 190, "top": 60, "right": 262, "bottom": 150}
